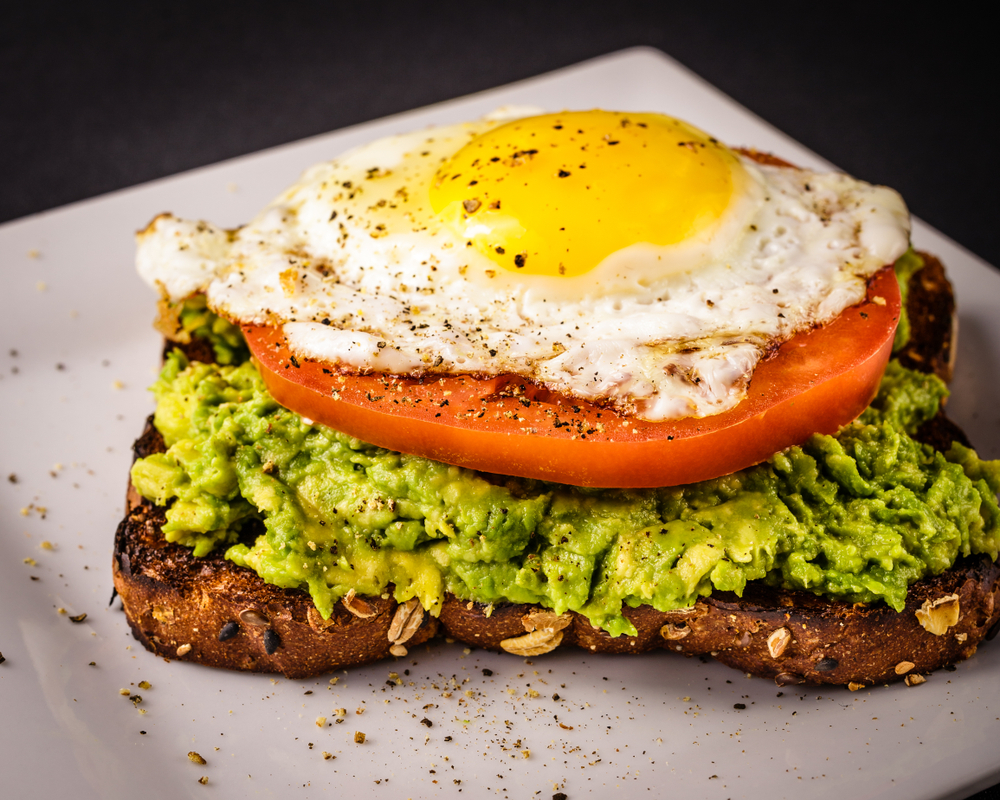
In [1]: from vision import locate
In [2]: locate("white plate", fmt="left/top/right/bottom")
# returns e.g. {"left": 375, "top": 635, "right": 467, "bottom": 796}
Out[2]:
{"left": 2, "top": 47, "right": 999, "bottom": 800}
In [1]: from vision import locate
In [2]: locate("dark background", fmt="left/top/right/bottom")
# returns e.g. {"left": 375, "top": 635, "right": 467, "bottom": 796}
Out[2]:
{"left": 2, "top": 2, "right": 998, "bottom": 794}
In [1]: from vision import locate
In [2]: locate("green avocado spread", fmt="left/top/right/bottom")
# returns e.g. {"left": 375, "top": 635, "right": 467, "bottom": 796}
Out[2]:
{"left": 131, "top": 262, "right": 1000, "bottom": 637}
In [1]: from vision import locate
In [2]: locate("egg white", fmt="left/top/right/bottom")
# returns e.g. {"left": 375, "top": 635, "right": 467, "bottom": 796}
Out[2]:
{"left": 136, "top": 113, "right": 910, "bottom": 422}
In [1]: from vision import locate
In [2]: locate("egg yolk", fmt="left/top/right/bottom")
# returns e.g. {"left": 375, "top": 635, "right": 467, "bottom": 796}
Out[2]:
{"left": 430, "top": 110, "right": 741, "bottom": 278}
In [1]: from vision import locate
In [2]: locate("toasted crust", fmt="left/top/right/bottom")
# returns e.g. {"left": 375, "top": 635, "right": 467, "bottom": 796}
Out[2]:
{"left": 114, "top": 253, "right": 1000, "bottom": 683}
{"left": 895, "top": 253, "right": 958, "bottom": 383}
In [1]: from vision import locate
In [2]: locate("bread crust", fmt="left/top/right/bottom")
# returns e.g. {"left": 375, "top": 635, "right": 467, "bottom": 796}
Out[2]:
{"left": 114, "top": 253, "right": 1000, "bottom": 684}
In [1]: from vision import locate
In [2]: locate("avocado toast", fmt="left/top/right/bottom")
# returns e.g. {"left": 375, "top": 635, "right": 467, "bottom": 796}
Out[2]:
{"left": 114, "top": 252, "right": 1000, "bottom": 685}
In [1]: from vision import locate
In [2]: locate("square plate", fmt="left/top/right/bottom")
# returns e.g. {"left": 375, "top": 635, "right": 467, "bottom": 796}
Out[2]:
{"left": 2, "top": 47, "right": 999, "bottom": 800}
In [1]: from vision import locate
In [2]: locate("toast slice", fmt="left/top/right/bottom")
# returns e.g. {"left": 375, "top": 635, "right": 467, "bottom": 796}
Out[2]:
{"left": 113, "top": 253, "right": 1000, "bottom": 685}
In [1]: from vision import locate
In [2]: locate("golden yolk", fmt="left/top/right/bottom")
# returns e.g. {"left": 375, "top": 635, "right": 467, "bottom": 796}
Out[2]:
{"left": 430, "top": 110, "right": 741, "bottom": 278}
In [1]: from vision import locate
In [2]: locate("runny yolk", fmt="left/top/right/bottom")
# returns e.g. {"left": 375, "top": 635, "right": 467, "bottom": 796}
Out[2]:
{"left": 430, "top": 110, "right": 739, "bottom": 278}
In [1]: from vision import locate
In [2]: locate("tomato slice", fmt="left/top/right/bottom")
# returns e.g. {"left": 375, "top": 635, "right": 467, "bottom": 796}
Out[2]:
{"left": 244, "top": 267, "right": 899, "bottom": 488}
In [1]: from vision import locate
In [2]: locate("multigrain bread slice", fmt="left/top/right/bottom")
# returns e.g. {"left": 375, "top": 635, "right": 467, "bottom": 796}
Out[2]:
{"left": 112, "top": 253, "right": 1000, "bottom": 685}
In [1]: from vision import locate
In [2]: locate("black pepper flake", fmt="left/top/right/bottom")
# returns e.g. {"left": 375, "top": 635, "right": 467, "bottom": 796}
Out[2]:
{"left": 557, "top": 169, "right": 571, "bottom": 178}
{"left": 733, "top": 702, "right": 746, "bottom": 710}
{"left": 289, "top": 355, "right": 300, "bottom": 368}
{"left": 0, "top": 651, "right": 5, "bottom": 665}
{"left": 513, "top": 253, "right": 526, "bottom": 268}
{"left": 263, "top": 629, "right": 280, "bottom": 655}
{"left": 69, "top": 613, "right": 87, "bottom": 624}
{"left": 554, "top": 793, "right": 568, "bottom": 800}
{"left": 482, "top": 668, "right": 493, "bottom": 676}
{"left": 495, "top": 245, "right": 506, "bottom": 255}
{"left": 7, "top": 473, "right": 16, "bottom": 483}
{"left": 329, "top": 210, "right": 338, "bottom": 221}
{"left": 443, "top": 736, "right": 452, "bottom": 742}
{"left": 420, "top": 718, "right": 433, "bottom": 727}
{"left": 218, "top": 621, "right": 239, "bottom": 642}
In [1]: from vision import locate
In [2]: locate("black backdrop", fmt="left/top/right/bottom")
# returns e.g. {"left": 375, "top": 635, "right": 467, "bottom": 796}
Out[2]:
{"left": 3, "top": 3, "right": 999, "bottom": 796}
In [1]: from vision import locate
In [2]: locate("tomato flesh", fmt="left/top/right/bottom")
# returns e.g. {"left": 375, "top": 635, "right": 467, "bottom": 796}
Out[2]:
{"left": 244, "top": 267, "right": 900, "bottom": 488}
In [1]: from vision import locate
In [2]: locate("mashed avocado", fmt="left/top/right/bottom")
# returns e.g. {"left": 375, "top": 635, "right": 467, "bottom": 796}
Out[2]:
{"left": 892, "top": 248, "right": 927, "bottom": 351}
{"left": 131, "top": 335, "right": 1000, "bottom": 637}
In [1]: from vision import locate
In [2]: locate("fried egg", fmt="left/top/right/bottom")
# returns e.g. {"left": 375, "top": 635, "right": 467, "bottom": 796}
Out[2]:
{"left": 137, "top": 109, "right": 909, "bottom": 421}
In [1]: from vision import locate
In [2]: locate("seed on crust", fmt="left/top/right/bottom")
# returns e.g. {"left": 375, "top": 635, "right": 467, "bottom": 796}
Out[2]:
{"left": 659, "top": 622, "right": 690, "bottom": 641}
{"left": 389, "top": 644, "right": 408, "bottom": 657}
{"left": 815, "top": 657, "right": 839, "bottom": 672}
{"left": 307, "top": 605, "right": 336, "bottom": 633}
{"left": 218, "top": 621, "right": 239, "bottom": 642}
{"left": 905, "top": 673, "right": 927, "bottom": 686}
{"left": 342, "top": 589, "right": 376, "bottom": 619}
{"left": 915, "top": 593, "right": 960, "bottom": 635}
{"left": 766, "top": 627, "right": 791, "bottom": 659}
{"left": 521, "top": 610, "right": 572, "bottom": 634}
{"left": 388, "top": 598, "right": 424, "bottom": 646}
{"left": 501, "top": 629, "right": 564, "bottom": 657}
{"left": 238, "top": 608, "right": 270, "bottom": 627}
{"left": 894, "top": 660, "right": 915, "bottom": 675}
{"left": 263, "top": 629, "right": 280, "bottom": 655}
{"left": 774, "top": 672, "right": 804, "bottom": 687}
{"left": 176, "top": 643, "right": 192, "bottom": 656}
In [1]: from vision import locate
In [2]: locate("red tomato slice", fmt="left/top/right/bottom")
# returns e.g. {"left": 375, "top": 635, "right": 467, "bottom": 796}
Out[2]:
{"left": 244, "top": 267, "right": 899, "bottom": 488}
